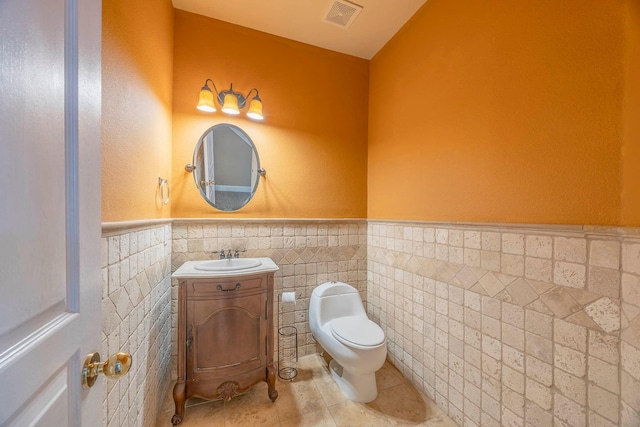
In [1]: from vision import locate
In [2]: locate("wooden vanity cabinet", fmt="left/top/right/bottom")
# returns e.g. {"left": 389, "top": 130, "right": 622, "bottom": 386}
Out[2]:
{"left": 171, "top": 272, "right": 277, "bottom": 426}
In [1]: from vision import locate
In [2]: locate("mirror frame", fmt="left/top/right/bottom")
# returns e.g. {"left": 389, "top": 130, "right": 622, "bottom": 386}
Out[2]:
{"left": 193, "top": 123, "right": 262, "bottom": 211}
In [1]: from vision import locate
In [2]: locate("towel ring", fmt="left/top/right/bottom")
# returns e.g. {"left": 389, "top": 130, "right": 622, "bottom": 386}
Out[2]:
{"left": 158, "top": 177, "right": 170, "bottom": 205}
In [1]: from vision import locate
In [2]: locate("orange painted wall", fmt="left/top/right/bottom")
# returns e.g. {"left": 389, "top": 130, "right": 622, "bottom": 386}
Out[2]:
{"left": 102, "top": 0, "right": 174, "bottom": 221}
{"left": 622, "top": 0, "right": 640, "bottom": 226}
{"left": 171, "top": 11, "right": 368, "bottom": 218}
{"left": 368, "top": 0, "right": 625, "bottom": 225}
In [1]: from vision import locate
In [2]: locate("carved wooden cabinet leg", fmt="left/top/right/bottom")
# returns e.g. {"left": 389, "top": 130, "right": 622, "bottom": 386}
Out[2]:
{"left": 172, "top": 381, "right": 186, "bottom": 425}
{"left": 267, "top": 365, "right": 278, "bottom": 402}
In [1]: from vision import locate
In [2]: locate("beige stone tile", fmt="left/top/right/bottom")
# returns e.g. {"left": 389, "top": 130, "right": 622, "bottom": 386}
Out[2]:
{"left": 480, "top": 297, "right": 501, "bottom": 321}
{"left": 463, "top": 248, "right": 481, "bottom": 268}
{"left": 368, "top": 383, "right": 442, "bottom": 426}
{"left": 526, "top": 356, "right": 552, "bottom": 386}
{"left": 478, "top": 272, "right": 505, "bottom": 297}
{"left": 554, "top": 261, "right": 586, "bottom": 289}
{"left": 526, "top": 236, "right": 553, "bottom": 259}
{"left": 482, "top": 232, "right": 501, "bottom": 251}
{"left": 622, "top": 243, "right": 640, "bottom": 275}
{"left": 527, "top": 279, "right": 556, "bottom": 296}
{"left": 622, "top": 372, "right": 640, "bottom": 416}
{"left": 588, "top": 266, "right": 620, "bottom": 299}
{"left": 506, "top": 278, "right": 538, "bottom": 307}
{"left": 503, "top": 233, "right": 525, "bottom": 255}
{"left": 526, "top": 400, "right": 553, "bottom": 427}
{"left": 589, "top": 410, "right": 618, "bottom": 427}
{"left": 481, "top": 250, "right": 501, "bottom": 273}
{"left": 479, "top": 413, "right": 500, "bottom": 427}
{"left": 622, "top": 273, "right": 640, "bottom": 308}
{"left": 621, "top": 401, "right": 640, "bottom": 426}
{"left": 464, "top": 231, "right": 482, "bottom": 249}
{"left": 502, "top": 385, "right": 525, "bottom": 417}
{"left": 502, "top": 303, "right": 524, "bottom": 328}
{"left": 526, "top": 332, "right": 553, "bottom": 364}
{"left": 482, "top": 315, "right": 501, "bottom": 339}
{"left": 275, "top": 377, "right": 327, "bottom": 422}
{"left": 555, "top": 344, "right": 586, "bottom": 377}
{"left": 376, "top": 360, "right": 406, "bottom": 390}
{"left": 526, "top": 378, "right": 552, "bottom": 410}
{"left": 565, "top": 310, "right": 603, "bottom": 331}
{"left": 328, "top": 399, "right": 391, "bottom": 427}
{"left": 589, "top": 330, "right": 619, "bottom": 364}
{"left": 501, "top": 253, "right": 524, "bottom": 277}
{"left": 155, "top": 399, "right": 225, "bottom": 427}
{"left": 554, "top": 393, "right": 586, "bottom": 427}
{"left": 313, "top": 370, "right": 347, "bottom": 408}
{"left": 590, "top": 240, "right": 620, "bottom": 269}
{"left": 588, "top": 356, "right": 619, "bottom": 394}
{"left": 555, "top": 237, "right": 587, "bottom": 263}
{"left": 280, "top": 408, "right": 337, "bottom": 427}
{"left": 224, "top": 384, "right": 280, "bottom": 427}
{"left": 482, "top": 336, "right": 502, "bottom": 361}
{"left": 525, "top": 309, "right": 552, "bottom": 339}
{"left": 417, "top": 414, "right": 458, "bottom": 426}
{"left": 555, "top": 368, "right": 586, "bottom": 405}
{"left": 585, "top": 297, "right": 621, "bottom": 334}
{"left": 502, "top": 323, "right": 524, "bottom": 352}
{"left": 481, "top": 392, "right": 501, "bottom": 420}
{"left": 503, "top": 345, "right": 524, "bottom": 372}
{"left": 502, "top": 365, "right": 525, "bottom": 393}
{"left": 554, "top": 318, "right": 587, "bottom": 352}
{"left": 525, "top": 257, "right": 553, "bottom": 283}
{"left": 589, "top": 384, "right": 619, "bottom": 423}
{"left": 622, "top": 341, "right": 640, "bottom": 381}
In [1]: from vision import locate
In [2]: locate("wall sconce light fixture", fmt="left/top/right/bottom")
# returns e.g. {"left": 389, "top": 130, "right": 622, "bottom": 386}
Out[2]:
{"left": 197, "top": 79, "right": 264, "bottom": 121}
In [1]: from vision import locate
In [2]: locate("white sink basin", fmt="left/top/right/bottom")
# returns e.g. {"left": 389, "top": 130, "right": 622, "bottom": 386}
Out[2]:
{"left": 194, "top": 258, "right": 262, "bottom": 272}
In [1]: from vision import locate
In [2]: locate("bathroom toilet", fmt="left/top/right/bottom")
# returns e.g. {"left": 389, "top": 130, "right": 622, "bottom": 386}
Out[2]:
{"left": 309, "top": 281, "right": 387, "bottom": 403}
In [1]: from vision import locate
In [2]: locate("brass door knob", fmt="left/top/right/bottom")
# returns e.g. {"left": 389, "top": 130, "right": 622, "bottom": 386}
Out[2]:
{"left": 82, "top": 351, "right": 132, "bottom": 389}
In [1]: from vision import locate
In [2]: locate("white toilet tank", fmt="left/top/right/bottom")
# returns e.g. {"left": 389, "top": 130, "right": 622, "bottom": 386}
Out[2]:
{"left": 309, "top": 282, "right": 366, "bottom": 333}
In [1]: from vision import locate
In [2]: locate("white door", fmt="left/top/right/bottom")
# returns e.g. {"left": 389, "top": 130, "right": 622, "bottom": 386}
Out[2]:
{"left": 0, "top": 0, "right": 103, "bottom": 425}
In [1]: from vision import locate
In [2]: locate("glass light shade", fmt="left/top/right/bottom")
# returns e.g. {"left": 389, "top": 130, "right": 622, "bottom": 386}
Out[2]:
{"left": 196, "top": 88, "right": 216, "bottom": 112}
{"left": 221, "top": 93, "right": 240, "bottom": 115}
{"left": 246, "top": 97, "right": 264, "bottom": 120}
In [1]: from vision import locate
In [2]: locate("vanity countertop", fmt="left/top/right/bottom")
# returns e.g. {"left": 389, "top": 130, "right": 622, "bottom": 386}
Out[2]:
{"left": 172, "top": 257, "right": 279, "bottom": 278}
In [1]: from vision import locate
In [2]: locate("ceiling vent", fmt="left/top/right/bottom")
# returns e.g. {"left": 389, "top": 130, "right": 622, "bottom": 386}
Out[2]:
{"left": 322, "top": 0, "right": 363, "bottom": 29}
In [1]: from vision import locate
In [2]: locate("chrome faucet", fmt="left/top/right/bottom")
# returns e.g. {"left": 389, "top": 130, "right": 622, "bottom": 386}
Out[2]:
{"left": 213, "top": 250, "right": 227, "bottom": 259}
{"left": 234, "top": 249, "right": 247, "bottom": 258}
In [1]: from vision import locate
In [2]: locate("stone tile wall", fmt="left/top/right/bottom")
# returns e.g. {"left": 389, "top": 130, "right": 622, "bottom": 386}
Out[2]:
{"left": 101, "top": 223, "right": 173, "bottom": 427}
{"left": 367, "top": 221, "right": 640, "bottom": 427}
{"left": 171, "top": 219, "right": 367, "bottom": 375}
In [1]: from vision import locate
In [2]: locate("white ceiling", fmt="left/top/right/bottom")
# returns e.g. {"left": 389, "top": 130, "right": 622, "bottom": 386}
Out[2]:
{"left": 171, "top": 0, "right": 427, "bottom": 59}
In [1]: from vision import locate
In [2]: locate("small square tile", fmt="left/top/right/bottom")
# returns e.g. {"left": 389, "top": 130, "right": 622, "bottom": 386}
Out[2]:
{"left": 590, "top": 240, "right": 620, "bottom": 269}
{"left": 526, "top": 235, "right": 553, "bottom": 259}
{"left": 502, "top": 233, "right": 525, "bottom": 255}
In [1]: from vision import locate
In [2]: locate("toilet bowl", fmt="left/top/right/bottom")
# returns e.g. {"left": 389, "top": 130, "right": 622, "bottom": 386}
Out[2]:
{"left": 309, "top": 281, "right": 387, "bottom": 403}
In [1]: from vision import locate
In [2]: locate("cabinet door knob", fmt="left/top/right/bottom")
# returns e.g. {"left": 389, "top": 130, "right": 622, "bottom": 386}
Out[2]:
{"left": 216, "top": 283, "right": 241, "bottom": 292}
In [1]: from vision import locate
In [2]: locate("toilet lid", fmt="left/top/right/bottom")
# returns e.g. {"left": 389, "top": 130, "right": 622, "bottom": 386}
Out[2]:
{"left": 330, "top": 316, "right": 385, "bottom": 348}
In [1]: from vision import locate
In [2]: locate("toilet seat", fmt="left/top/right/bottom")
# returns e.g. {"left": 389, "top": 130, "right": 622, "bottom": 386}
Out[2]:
{"left": 330, "top": 316, "right": 385, "bottom": 349}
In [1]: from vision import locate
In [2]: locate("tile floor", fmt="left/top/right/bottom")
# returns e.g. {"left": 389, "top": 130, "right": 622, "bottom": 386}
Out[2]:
{"left": 156, "top": 354, "right": 456, "bottom": 427}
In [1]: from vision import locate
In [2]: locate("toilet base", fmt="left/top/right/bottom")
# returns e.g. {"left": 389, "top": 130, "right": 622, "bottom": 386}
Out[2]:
{"left": 329, "top": 359, "right": 378, "bottom": 403}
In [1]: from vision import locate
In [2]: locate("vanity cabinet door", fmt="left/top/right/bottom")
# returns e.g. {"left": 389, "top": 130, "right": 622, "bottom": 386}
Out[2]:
{"left": 186, "top": 291, "right": 267, "bottom": 382}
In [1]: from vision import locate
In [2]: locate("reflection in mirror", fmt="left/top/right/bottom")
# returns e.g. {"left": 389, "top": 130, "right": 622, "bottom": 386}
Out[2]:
{"left": 193, "top": 124, "right": 261, "bottom": 211}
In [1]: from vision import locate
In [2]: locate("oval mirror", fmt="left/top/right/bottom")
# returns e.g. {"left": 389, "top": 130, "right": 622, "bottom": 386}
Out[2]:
{"left": 193, "top": 124, "right": 262, "bottom": 211}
